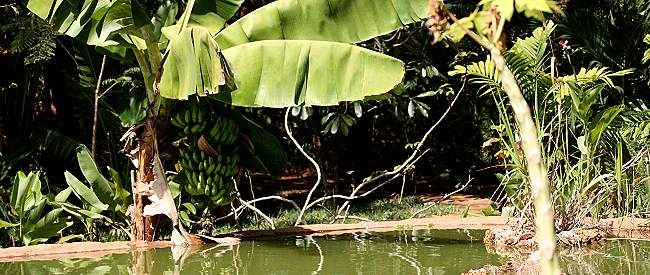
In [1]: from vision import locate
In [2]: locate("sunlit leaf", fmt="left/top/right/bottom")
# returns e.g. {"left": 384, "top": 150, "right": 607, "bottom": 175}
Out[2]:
{"left": 76, "top": 145, "right": 115, "bottom": 204}
{"left": 162, "top": 0, "right": 245, "bottom": 40}
{"left": 213, "top": 40, "right": 404, "bottom": 107}
{"left": 64, "top": 172, "right": 109, "bottom": 211}
{"left": 215, "top": 0, "right": 429, "bottom": 49}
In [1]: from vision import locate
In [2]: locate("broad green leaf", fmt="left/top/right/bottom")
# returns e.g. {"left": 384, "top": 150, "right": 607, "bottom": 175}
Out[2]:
{"left": 25, "top": 199, "right": 47, "bottom": 231}
{"left": 515, "top": 0, "right": 559, "bottom": 20}
{"left": 10, "top": 171, "right": 40, "bottom": 218}
{"left": 58, "top": 202, "right": 111, "bottom": 221}
{"left": 444, "top": 17, "right": 474, "bottom": 42}
{"left": 153, "top": 1, "right": 178, "bottom": 41}
{"left": 0, "top": 219, "right": 19, "bottom": 228}
{"left": 108, "top": 166, "right": 131, "bottom": 204}
{"left": 64, "top": 172, "right": 109, "bottom": 211}
{"left": 228, "top": 108, "right": 288, "bottom": 178}
{"left": 578, "top": 83, "right": 606, "bottom": 120}
{"left": 162, "top": 0, "right": 244, "bottom": 40}
{"left": 181, "top": 202, "right": 197, "bottom": 215}
{"left": 29, "top": 213, "right": 72, "bottom": 243}
{"left": 57, "top": 234, "right": 84, "bottom": 244}
{"left": 25, "top": 0, "right": 146, "bottom": 48}
{"left": 587, "top": 105, "right": 623, "bottom": 148}
{"left": 479, "top": 0, "right": 515, "bottom": 20}
{"left": 215, "top": 0, "right": 429, "bottom": 49}
{"left": 214, "top": 40, "right": 405, "bottom": 107}
{"left": 76, "top": 145, "right": 115, "bottom": 204}
{"left": 158, "top": 26, "right": 223, "bottom": 99}
{"left": 54, "top": 187, "right": 74, "bottom": 202}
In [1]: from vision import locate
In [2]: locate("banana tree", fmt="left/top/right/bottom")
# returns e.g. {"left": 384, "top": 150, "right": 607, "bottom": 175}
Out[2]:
{"left": 24, "top": 0, "right": 430, "bottom": 245}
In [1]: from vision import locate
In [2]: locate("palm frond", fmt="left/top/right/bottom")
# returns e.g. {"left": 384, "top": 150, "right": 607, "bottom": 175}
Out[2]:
{"left": 39, "top": 130, "right": 80, "bottom": 163}
{"left": 616, "top": 100, "right": 650, "bottom": 140}
{"left": 449, "top": 56, "right": 502, "bottom": 96}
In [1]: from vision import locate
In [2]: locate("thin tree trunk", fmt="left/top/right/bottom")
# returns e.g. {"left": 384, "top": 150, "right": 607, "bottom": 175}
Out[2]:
{"left": 92, "top": 56, "right": 107, "bottom": 158}
{"left": 490, "top": 48, "right": 560, "bottom": 274}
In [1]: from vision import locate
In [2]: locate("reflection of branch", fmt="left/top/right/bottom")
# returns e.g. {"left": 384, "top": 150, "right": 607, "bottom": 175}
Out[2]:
{"left": 284, "top": 109, "right": 323, "bottom": 226}
{"left": 308, "top": 237, "right": 324, "bottom": 275}
{"left": 389, "top": 251, "right": 422, "bottom": 275}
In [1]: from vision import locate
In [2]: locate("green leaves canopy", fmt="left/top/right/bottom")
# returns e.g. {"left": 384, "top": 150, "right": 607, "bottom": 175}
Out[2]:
{"left": 213, "top": 40, "right": 405, "bottom": 107}
{"left": 24, "top": 0, "right": 147, "bottom": 48}
{"left": 215, "top": 0, "right": 429, "bottom": 49}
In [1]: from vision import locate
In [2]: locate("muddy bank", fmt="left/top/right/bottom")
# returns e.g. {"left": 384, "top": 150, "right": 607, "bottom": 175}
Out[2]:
{"left": 215, "top": 216, "right": 513, "bottom": 240}
{"left": 0, "top": 241, "right": 171, "bottom": 263}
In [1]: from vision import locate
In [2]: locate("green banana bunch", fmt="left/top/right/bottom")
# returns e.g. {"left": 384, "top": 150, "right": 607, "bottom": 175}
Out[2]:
{"left": 173, "top": 100, "right": 242, "bottom": 205}
{"left": 179, "top": 144, "right": 240, "bottom": 205}
{"left": 170, "top": 104, "right": 207, "bottom": 135}
{"left": 207, "top": 117, "right": 239, "bottom": 146}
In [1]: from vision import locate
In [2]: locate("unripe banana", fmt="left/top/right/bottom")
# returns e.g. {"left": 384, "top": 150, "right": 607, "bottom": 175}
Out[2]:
{"left": 191, "top": 124, "right": 201, "bottom": 133}
{"left": 206, "top": 176, "right": 213, "bottom": 188}
{"left": 211, "top": 184, "right": 218, "bottom": 196}
{"left": 170, "top": 116, "right": 182, "bottom": 128}
{"left": 175, "top": 113, "right": 185, "bottom": 126}
{"left": 216, "top": 175, "right": 223, "bottom": 189}
{"left": 215, "top": 163, "right": 222, "bottom": 175}
{"left": 198, "top": 121, "right": 207, "bottom": 133}
{"left": 195, "top": 172, "right": 202, "bottom": 191}
{"left": 184, "top": 110, "right": 191, "bottom": 125}
{"left": 204, "top": 184, "right": 211, "bottom": 196}
{"left": 209, "top": 123, "right": 219, "bottom": 138}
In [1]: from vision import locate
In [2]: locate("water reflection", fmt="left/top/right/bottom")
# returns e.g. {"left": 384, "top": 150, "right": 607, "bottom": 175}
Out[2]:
{"left": 11, "top": 229, "right": 632, "bottom": 274}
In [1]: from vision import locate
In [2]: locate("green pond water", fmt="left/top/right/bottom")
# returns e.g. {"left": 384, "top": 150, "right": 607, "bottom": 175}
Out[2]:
{"left": 1, "top": 230, "right": 650, "bottom": 274}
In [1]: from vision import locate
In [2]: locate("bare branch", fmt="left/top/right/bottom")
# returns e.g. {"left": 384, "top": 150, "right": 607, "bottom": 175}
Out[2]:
{"left": 409, "top": 176, "right": 474, "bottom": 219}
{"left": 285, "top": 109, "right": 323, "bottom": 226}
{"left": 92, "top": 55, "right": 107, "bottom": 157}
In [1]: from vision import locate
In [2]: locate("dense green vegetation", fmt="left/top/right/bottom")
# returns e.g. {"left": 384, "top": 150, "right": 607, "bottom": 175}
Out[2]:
{"left": 0, "top": 1, "right": 648, "bottom": 270}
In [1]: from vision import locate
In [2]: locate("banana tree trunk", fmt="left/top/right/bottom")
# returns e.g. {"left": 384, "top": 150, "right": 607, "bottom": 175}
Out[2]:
{"left": 132, "top": 119, "right": 159, "bottom": 241}
{"left": 129, "top": 28, "right": 187, "bottom": 244}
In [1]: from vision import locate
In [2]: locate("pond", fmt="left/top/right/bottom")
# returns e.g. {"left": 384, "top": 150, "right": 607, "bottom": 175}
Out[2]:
{"left": 1, "top": 230, "right": 650, "bottom": 274}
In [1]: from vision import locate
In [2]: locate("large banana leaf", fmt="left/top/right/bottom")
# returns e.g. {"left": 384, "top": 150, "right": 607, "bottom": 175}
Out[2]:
{"left": 158, "top": 26, "right": 223, "bottom": 99}
{"left": 212, "top": 40, "right": 405, "bottom": 107}
{"left": 215, "top": 0, "right": 429, "bottom": 49}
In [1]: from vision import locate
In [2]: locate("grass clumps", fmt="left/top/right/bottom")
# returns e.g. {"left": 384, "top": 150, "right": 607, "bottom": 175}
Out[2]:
{"left": 211, "top": 196, "right": 456, "bottom": 234}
